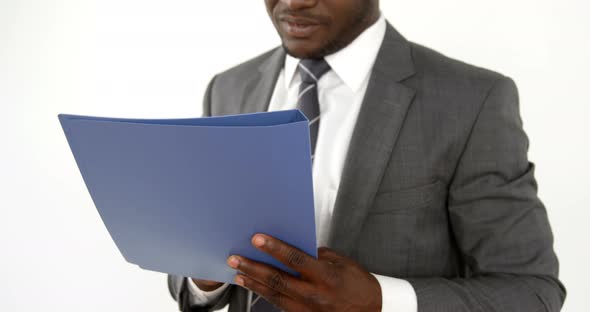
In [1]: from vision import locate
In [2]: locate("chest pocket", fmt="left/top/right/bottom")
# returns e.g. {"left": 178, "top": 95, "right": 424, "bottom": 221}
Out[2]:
{"left": 370, "top": 180, "right": 446, "bottom": 214}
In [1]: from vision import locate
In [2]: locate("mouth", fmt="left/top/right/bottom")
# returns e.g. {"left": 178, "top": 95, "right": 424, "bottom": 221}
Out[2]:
{"left": 278, "top": 15, "right": 322, "bottom": 38}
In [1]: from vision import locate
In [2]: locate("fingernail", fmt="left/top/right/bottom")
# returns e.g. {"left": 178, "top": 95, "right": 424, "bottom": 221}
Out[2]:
{"left": 235, "top": 275, "right": 245, "bottom": 286}
{"left": 253, "top": 235, "right": 266, "bottom": 247}
{"left": 227, "top": 256, "right": 240, "bottom": 269}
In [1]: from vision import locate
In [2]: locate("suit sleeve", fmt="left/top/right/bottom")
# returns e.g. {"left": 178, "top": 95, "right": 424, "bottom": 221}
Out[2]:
{"left": 406, "top": 77, "right": 566, "bottom": 311}
{"left": 166, "top": 75, "right": 236, "bottom": 311}
{"left": 201, "top": 75, "right": 215, "bottom": 117}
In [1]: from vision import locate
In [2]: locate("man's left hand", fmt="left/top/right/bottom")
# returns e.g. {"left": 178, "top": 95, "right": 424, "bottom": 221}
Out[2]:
{"left": 227, "top": 234, "right": 382, "bottom": 312}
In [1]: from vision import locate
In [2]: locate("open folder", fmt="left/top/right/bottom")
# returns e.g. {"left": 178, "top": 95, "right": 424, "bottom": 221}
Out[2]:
{"left": 58, "top": 109, "right": 317, "bottom": 284}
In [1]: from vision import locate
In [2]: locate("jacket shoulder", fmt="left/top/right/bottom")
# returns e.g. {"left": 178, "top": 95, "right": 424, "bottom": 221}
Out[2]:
{"left": 214, "top": 47, "right": 280, "bottom": 83}
{"left": 404, "top": 42, "right": 520, "bottom": 145}
{"left": 408, "top": 42, "right": 508, "bottom": 87}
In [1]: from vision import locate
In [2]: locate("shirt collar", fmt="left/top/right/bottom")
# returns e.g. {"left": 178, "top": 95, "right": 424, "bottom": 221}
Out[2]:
{"left": 284, "top": 14, "right": 387, "bottom": 93}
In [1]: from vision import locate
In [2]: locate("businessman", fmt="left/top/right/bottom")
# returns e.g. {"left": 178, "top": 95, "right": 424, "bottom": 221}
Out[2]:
{"left": 168, "top": 0, "right": 566, "bottom": 311}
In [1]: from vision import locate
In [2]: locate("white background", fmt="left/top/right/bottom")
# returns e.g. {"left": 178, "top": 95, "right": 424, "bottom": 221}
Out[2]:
{"left": 1, "top": 0, "right": 588, "bottom": 311}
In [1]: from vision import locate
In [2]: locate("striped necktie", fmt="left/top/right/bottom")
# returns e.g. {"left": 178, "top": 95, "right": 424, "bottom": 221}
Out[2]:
{"left": 296, "top": 58, "right": 331, "bottom": 160}
{"left": 248, "top": 58, "right": 331, "bottom": 312}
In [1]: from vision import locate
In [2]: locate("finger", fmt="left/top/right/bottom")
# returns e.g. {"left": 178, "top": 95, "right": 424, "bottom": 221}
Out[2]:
{"left": 235, "top": 274, "right": 311, "bottom": 312}
{"left": 252, "top": 234, "right": 321, "bottom": 276}
{"left": 228, "top": 255, "right": 312, "bottom": 300}
{"left": 318, "top": 247, "right": 344, "bottom": 263}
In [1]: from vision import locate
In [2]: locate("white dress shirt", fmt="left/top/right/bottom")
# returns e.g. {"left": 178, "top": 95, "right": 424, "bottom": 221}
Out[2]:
{"left": 187, "top": 15, "right": 417, "bottom": 312}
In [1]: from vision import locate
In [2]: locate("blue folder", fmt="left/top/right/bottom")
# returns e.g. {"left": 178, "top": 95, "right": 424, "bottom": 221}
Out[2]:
{"left": 58, "top": 109, "right": 317, "bottom": 284}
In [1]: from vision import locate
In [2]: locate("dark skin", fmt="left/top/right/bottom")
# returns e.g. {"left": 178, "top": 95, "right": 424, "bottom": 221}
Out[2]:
{"left": 192, "top": 0, "right": 382, "bottom": 310}
{"left": 231, "top": 234, "right": 382, "bottom": 311}
{"left": 195, "top": 234, "right": 382, "bottom": 311}
{"left": 266, "top": 0, "right": 381, "bottom": 59}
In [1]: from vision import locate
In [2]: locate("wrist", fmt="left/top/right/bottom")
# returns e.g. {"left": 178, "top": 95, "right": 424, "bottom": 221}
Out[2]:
{"left": 191, "top": 278, "right": 224, "bottom": 292}
{"left": 370, "top": 274, "right": 383, "bottom": 311}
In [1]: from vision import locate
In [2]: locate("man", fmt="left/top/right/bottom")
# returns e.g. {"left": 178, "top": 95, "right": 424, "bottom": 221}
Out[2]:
{"left": 168, "top": 0, "right": 566, "bottom": 311}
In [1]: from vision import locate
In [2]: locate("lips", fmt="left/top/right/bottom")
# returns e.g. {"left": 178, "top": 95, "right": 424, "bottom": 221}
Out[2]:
{"left": 278, "top": 15, "right": 322, "bottom": 38}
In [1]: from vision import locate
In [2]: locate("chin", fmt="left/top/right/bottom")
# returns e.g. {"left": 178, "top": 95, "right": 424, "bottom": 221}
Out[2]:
{"left": 281, "top": 33, "right": 345, "bottom": 60}
{"left": 283, "top": 42, "right": 324, "bottom": 59}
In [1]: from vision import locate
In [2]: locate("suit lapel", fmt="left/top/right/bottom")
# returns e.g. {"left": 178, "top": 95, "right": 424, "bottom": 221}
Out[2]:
{"left": 240, "top": 48, "right": 285, "bottom": 114}
{"left": 327, "top": 23, "right": 417, "bottom": 256}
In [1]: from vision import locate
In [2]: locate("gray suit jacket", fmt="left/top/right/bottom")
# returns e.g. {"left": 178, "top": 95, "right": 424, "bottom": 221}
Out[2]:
{"left": 168, "top": 22, "right": 565, "bottom": 311}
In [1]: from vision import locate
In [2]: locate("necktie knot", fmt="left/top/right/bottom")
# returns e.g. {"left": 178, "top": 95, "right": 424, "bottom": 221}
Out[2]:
{"left": 298, "top": 58, "right": 331, "bottom": 84}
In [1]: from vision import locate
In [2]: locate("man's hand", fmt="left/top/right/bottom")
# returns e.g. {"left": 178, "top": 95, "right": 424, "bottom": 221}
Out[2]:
{"left": 227, "top": 234, "right": 382, "bottom": 312}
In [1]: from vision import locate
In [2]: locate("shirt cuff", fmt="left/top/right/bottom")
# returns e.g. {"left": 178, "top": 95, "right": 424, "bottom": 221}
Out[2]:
{"left": 186, "top": 278, "right": 230, "bottom": 306}
{"left": 371, "top": 273, "right": 417, "bottom": 312}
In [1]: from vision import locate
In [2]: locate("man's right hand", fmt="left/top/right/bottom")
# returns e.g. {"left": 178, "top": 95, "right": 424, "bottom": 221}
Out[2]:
{"left": 191, "top": 279, "right": 225, "bottom": 292}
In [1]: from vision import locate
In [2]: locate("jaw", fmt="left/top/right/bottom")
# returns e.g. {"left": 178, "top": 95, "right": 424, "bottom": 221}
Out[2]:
{"left": 281, "top": 38, "right": 326, "bottom": 59}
